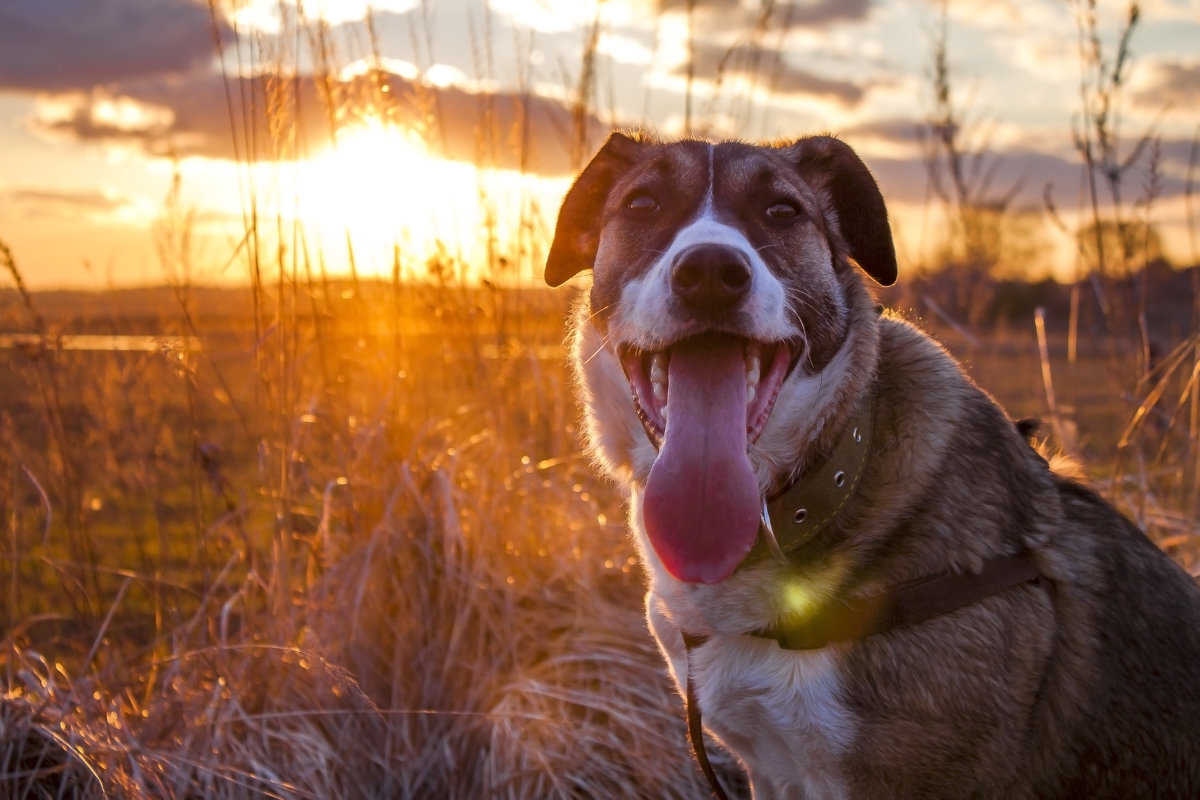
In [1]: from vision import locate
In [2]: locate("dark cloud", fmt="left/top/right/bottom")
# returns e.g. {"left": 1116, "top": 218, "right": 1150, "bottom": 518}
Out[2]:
{"left": 1158, "top": 137, "right": 1198, "bottom": 173}
{"left": 654, "top": 0, "right": 743, "bottom": 11}
{"left": 2, "top": 187, "right": 131, "bottom": 220}
{"left": 678, "top": 42, "right": 865, "bottom": 105}
{"left": 839, "top": 117, "right": 927, "bottom": 145}
{"left": 654, "top": 0, "right": 871, "bottom": 27}
{"left": 0, "top": 0, "right": 232, "bottom": 92}
{"left": 769, "top": 0, "right": 872, "bottom": 28}
{"left": 16, "top": 0, "right": 605, "bottom": 175}
{"left": 35, "top": 69, "right": 608, "bottom": 176}
{"left": 838, "top": 122, "right": 1196, "bottom": 200}
{"left": 1134, "top": 61, "right": 1200, "bottom": 111}
{"left": 864, "top": 143, "right": 1192, "bottom": 211}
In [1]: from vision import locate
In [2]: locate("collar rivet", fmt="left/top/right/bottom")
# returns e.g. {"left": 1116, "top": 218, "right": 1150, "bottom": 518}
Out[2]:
{"left": 833, "top": 470, "right": 846, "bottom": 488}
{"left": 793, "top": 508, "right": 808, "bottom": 524}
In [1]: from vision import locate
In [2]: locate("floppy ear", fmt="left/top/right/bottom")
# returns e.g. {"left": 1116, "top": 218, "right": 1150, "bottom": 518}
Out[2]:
{"left": 545, "top": 132, "right": 645, "bottom": 287}
{"left": 786, "top": 135, "right": 897, "bottom": 286}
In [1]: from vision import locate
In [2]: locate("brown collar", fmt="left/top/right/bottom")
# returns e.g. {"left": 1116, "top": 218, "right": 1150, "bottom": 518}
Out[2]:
{"left": 752, "top": 391, "right": 876, "bottom": 563}
{"left": 743, "top": 387, "right": 1051, "bottom": 647}
{"left": 745, "top": 388, "right": 1051, "bottom": 647}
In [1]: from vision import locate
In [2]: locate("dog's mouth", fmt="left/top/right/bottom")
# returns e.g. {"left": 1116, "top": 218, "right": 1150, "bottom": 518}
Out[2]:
{"left": 619, "top": 335, "right": 792, "bottom": 448}
{"left": 619, "top": 333, "right": 793, "bottom": 585}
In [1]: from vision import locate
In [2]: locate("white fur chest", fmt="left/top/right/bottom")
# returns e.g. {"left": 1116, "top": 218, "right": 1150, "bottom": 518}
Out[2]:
{"left": 646, "top": 593, "right": 855, "bottom": 799}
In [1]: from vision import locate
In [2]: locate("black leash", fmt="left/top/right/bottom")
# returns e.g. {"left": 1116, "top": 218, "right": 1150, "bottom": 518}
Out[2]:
{"left": 683, "top": 631, "right": 731, "bottom": 800}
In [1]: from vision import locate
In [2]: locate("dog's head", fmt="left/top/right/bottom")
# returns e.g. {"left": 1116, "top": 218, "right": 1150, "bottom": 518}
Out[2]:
{"left": 546, "top": 133, "right": 896, "bottom": 585}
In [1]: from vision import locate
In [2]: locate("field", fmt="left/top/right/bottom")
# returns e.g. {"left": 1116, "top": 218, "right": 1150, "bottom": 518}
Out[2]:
{"left": 1, "top": 270, "right": 1197, "bottom": 798}
{"left": 0, "top": 277, "right": 749, "bottom": 798}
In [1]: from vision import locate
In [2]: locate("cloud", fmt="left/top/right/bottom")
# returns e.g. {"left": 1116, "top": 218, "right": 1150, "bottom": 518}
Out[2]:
{"left": 840, "top": 117, "right": 927, "bottom": 146}
{"left": 769, "top": 0, "right": 872, "bottom": 28}
{"left": 1134, "top": 59, "right": 1200, "bottom": 111}
{"left": 1158, "top": 137, "right": 1198, "bottom": 174}
{"left": 865, "top": 141, "right": 1193, "bottom": 213}
{"left": 1, "top": 187, "right": 135, "bottom": 221}
{"left": 676, "top": 42, "right": 865, "bottom": 105}
{"left": 0, "top": 0, "right": 233, "bottom": 93}
{"left": 654, "top": 0, "right": 870, "bottom": 28}
{"left": 654, "top": 0, "right": 743, "bottom": 12}
{"left": 34, "top": 68, "right": 608, "bottom": 176}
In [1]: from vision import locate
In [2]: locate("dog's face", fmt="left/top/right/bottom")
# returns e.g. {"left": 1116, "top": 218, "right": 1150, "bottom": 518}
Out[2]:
{"left": 547, "top": 134, "right": 896, "bottom": 586}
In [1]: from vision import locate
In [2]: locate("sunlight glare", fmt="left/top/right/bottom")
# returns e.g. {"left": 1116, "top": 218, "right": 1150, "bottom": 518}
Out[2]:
{"left": 299, "top": 119, "right": 467, "bottom": 276}
{"left": 782, "top": 580, "right": 820, "bottom": 621}
{"left": 294, "top": 117, "right": 566, "bottom": 282}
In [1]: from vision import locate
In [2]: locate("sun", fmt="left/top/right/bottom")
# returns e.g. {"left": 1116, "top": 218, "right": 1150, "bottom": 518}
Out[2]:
{"left": 296, "top": 118, "right": 483, "bottom": 279}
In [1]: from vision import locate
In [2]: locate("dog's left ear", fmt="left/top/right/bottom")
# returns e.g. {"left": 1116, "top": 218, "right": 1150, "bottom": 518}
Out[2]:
{"left": 785, "top": 136, "right": 897, "bottom": 286}
{"left": 545, "top": 132, "right": 644, "bottom": 287}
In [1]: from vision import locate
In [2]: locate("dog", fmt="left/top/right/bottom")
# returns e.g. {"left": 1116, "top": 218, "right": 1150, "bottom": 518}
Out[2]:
{"left": 544, "top": 132, "right": 1200, "bottom": 799}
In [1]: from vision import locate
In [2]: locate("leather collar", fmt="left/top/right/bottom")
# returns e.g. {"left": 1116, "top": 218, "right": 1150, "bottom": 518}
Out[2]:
{"left": 741, "top": 387, "right": 1051, "bottom": 648}
{"left": 751, "top": 390, "right": 876, "bottom": 564}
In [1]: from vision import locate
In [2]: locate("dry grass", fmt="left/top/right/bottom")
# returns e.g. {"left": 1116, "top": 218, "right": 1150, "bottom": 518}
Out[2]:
{"left": 0, "top": 270, "right": 744, "bottom": 798}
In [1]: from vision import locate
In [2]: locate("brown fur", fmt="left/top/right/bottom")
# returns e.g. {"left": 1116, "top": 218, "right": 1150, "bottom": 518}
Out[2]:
{"left": 547, "top": 132, "right": 1200, "bottom": 798}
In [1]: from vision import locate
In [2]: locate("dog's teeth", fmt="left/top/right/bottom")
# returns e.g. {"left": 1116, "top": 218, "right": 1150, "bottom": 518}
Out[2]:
{"left": 650, "top": 353, "right": 667, "bottom": 382}
{"left": 650, "top": 353, "right": 668, "bottom": 403}
{"left": 745, "top": 349, "right": 761, "bottom": 407}
{"left": 742, "top": 344, "right": 764, "bottom": 407}
{"left": 746, "top": 357, "right": 760, "bottom": 388}
{"left": 650, "top": 352, "right": 667, "bottom": 373}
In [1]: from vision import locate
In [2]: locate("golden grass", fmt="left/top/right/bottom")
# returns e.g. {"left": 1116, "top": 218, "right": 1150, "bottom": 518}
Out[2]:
{"left": 0, "top": 267, "right": 753, "bottom": 798}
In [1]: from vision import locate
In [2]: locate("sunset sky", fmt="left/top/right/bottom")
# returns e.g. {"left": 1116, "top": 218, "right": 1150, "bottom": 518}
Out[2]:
{"left": 0, "top": 0, "right": 1197, "bottom": 289}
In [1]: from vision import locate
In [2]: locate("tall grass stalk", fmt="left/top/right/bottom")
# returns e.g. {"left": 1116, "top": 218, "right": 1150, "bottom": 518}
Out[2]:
{"left": 921, "top": 0, "right": 1026, "bottom": 328}
{"left": 1060, "top": 0, "right": 1200, "bottom": 554}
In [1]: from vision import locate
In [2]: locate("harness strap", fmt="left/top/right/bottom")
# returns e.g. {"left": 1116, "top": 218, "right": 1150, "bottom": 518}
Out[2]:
{"left": 754, "top": 552, "right": 1050, "bottom": 650}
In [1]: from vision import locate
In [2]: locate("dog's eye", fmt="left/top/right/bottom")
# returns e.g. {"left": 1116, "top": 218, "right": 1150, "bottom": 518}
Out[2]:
{"left": 767, "top": 202, "right": 800, "bottom": 220}
{"left": 626, "top": 193, "right": 659, "bottom": 214}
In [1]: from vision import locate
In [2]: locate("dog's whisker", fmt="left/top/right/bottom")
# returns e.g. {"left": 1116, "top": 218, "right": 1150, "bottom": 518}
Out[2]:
{"left": 584, "top": 304, "right": 615, "bottom": 326}
{"left": 580, "top": 342, "right": 607, "bottom": 367}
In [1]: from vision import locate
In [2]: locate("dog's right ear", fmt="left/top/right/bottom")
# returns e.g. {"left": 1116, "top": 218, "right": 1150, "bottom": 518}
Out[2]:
{"left": 545, "top": 132, "right": 644, "bottom": 287}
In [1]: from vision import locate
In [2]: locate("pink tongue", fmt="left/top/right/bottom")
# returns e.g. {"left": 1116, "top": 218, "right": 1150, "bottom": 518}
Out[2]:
{"left": 643, "top": 335, "right": 760, "bottom": 584}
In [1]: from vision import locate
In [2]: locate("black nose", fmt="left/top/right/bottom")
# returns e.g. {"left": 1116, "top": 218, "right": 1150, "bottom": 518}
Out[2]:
{"left": 670, "top": 244, "right": 752, "bottom": 313}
